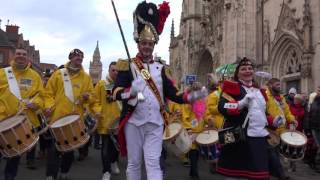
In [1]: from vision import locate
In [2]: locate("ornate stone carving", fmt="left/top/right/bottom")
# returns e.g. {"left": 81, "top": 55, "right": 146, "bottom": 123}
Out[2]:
{"left": 263, "top": 20, "right": 270, "bottom": 62}
{"left": 284, "top": 49, "right": 301, "bottom": 75}
{"left": 231, "top": 0, "right": 245, "bottom": 17}
{"left": 274, "top": 3, "right": 303, "bottom": 42}
{"left": 301, "top": 53, "right": 312, "bottom": 78}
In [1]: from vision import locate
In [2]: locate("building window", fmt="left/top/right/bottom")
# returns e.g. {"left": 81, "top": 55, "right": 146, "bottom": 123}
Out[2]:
{"left": 0, "top": 53, "right": 4, "bottom": 64}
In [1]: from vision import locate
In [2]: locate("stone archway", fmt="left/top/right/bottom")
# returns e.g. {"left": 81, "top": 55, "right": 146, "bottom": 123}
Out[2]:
{"left": 197, "top": 50, "right": 213, "bottom": 85}
{"left": 270, "top": 33, "right": 303, "bottom": 93}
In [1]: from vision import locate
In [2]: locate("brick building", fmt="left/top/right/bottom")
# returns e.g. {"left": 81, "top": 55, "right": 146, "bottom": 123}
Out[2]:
{"left": 0, "top": 23, "right": 44, "bottom": 73}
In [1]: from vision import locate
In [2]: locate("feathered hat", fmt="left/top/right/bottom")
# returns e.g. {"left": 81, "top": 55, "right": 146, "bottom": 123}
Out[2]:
{"left": 133, "top": 1, "right": 170, "bottom": 43}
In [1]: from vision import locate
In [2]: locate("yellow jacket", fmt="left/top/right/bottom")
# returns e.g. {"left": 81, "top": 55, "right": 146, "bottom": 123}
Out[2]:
{"left": 180, "top": 104, "right": 205, "bottom": 133}
{"left": 266, "top": 88, "right": 295, "bottom": 135}
{"left": 44, "top": 63, "right": 100, "bottom": 123}
{"left": 94, "top": 78, "right": 121, "bottom": 134}
{"left": 180, "top": 104, "right": 205, "bottom": 149}
{"left": 205, "top": 90, "right": 224, "bottom": 129}
{"left": 0, "top": 63, "right": 44, "bottom": 127}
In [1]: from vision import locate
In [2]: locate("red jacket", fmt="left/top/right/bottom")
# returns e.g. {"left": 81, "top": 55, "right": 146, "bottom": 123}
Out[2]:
{"left": 289, "top": 103, "right": 305, "bottom": 132}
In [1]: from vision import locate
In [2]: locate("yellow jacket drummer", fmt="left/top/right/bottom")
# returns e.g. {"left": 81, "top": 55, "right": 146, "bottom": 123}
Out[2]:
{"left": 265, "top": 82, "right": 296, "bottom": 135}
{"left": 43, "top": 54, "right": 100, "bottom": 123}
{"left": 0, "top": 49, "right": 44, "bottom": 128}
{"left": 94, "top": 76, "right": 121, "bottom": 135}
{"left": 205, "top": 89, "right": 224, "bottom": 130}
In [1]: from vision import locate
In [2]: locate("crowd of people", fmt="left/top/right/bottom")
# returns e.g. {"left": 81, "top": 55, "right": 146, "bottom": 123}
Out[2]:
{"left": 1, "top": 1, "right": 320, "bottom": 180}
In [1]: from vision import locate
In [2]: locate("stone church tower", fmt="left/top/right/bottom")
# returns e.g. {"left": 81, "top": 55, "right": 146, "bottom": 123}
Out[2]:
{"left": 170, "top": 0, "right": 320, "bottom": 93}
{"left": 170, "top": 0, "right": 259, "bottom": 86}
{"left": 89, "top": 41, "right": 102, "bottom": 85}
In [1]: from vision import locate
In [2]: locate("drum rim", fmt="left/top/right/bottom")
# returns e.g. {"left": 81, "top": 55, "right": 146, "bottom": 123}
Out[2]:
{"left": 196, "top": 128, "right": 219, "bottom": 145}
{"left": 0, "top": 113, "right": 27, "bottom": 132}
{"left": 55, "top": 135, "right": 90, "bottom": 152}
{"left": 49, "top": 113, "right": 81, "bottom": 128}
{"left": 0, "top": 134, "right": 39, "bottom": 158}
{"left": 36, "top": 126, "right": 49, "bottom": 135}
{"left": 280, "top": 130, "right": 307, "bottom": 147}
{"left": 163, "top": 122, "right": 183, "bottom": 141}
{"left": 280, "top": 152, "right": 305, "bottom": 161}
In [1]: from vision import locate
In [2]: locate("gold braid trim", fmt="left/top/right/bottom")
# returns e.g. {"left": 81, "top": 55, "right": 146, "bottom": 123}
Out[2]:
{"left": 221, "top": 92, "right": 236, "bottom": 102}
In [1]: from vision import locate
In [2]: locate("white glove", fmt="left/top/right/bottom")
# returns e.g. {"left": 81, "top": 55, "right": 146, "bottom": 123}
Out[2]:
{"left": 130, "top": 77, "right": 146, "bottom": 97}
{"left": 238, "top": 93, "right": 254, "bottom": 109}
{"left": 272, "top": 116, "right": 284, "bottom": 128}
{"left": 187, "top": 87, "right": 208, "bottom": 103}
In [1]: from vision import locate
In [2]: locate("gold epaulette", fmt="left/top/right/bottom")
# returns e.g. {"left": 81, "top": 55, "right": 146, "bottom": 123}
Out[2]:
{"left": 116, "top": 59, "right": 130, "bottom": 71}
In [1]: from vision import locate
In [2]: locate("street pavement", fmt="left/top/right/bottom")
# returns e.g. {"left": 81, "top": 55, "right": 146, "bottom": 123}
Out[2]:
{"left": 1, "top": 146, "right": 320, "bottom": 180}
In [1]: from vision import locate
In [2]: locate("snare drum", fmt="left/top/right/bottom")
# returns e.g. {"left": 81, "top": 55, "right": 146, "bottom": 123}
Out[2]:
{"left": 279, "top": 130, "right": 307, "bottom": 161}
{"left": 50, "top": 114, "right": 89, "bottom": 152}
{"left": 163, "top": 122, "right": 192, "bottom": 157}
{"left": 196, "top": 129, "right": 220, "bottom": 162}
{"left": 0, "top": 115, "right": 39, "bottom": 157}
{"left": 84, "top": 113, "right": 97, "bottom": 134}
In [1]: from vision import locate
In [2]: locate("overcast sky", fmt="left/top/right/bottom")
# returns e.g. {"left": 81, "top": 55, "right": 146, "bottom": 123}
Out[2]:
{"left": 0, "top": 0, "right": 182, "bottom": 77}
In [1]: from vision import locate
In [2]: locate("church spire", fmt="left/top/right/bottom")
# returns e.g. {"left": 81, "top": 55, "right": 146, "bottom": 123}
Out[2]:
{"left": 170, "top": 19, "right": 175, "bottom": 40}
{"left": 93, "top": 40, "right": 100, "bottom": 61}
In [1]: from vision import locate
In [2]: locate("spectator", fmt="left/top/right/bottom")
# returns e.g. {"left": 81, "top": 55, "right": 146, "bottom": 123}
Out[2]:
{"left": 289, "top": 94, "right": 305, "bottom": 132}
{"left": 286, "top": 87, "right": 297, "bottom": 106}
{"left": 305, "top": 86, "right": 320, "bottom": 173}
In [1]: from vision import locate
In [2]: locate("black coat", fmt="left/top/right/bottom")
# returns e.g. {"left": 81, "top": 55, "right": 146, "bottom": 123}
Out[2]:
{"left": 306, "top": 96, "right": 320, "bottom": 130}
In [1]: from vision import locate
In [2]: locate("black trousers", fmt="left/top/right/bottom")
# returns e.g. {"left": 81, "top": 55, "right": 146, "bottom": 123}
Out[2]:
{"left": 101, "top": 134, "right": 119, "bottom": 173}
{"left": 4, "top": 156, "right": 21, "bottom": 180}
{"left": 26, "top": 146, "right": 36, "bottom": 161}
{"left": 268, "top": 145, "right": 286, "bottom": 178}
{"left": 78, "top": 136, "right": 91, "bottom": 157}
{"left": 39, "top": 133, "right": 51, "bottom": 153}
{"left": 189, "top": 149, "right": 199, "bottom": 177}
{"left": 46, "top": 139, "right": 74, "bottom": 178}
{"left": 94, "top": 131, "right": 101, "bottom": 146}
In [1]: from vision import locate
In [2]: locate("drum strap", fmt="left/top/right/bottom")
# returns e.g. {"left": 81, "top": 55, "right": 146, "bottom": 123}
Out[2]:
{"left": 273, "top": 97, "right": 286, "bottom": 120}
{"left": 4, "top": 67, "right": 22, "bottom": 100}
{"left": 60, "top": 68, "right": 74, "bottom": 103}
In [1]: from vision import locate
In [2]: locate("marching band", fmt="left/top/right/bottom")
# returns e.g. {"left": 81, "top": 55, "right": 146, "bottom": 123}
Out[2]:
{"left": 0, "top": 1, "right": 320, "bottom": 180}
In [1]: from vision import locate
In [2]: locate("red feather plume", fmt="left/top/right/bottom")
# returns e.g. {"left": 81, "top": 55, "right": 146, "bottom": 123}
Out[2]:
{"left": 157, "top": 1, "right": 170, "bottom": 34}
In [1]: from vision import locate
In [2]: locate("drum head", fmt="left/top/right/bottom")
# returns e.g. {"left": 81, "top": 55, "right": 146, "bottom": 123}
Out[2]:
{"left": 280, "top": 131, "right": 307, "bottom": 146}
{"left": 51, "top": 115, "right": 80, "bottom": 128}
{"left": 163, "top": 122, "right": 182, "bottom": 140}
{"left": 0, "top": 115, "right": 25, "bottom": 131}
{"left": 196, "top": 129, "right": 218, "bottom": 145}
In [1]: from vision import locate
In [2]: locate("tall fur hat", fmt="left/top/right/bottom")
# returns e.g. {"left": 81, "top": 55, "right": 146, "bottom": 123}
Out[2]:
{"left": 133, "top": 1, "right": 170, "bottom": 43}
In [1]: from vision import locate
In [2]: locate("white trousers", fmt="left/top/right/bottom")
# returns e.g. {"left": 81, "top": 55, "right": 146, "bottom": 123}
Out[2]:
{"left": 125, "top": 122, "right": 163, "bottom": 180}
